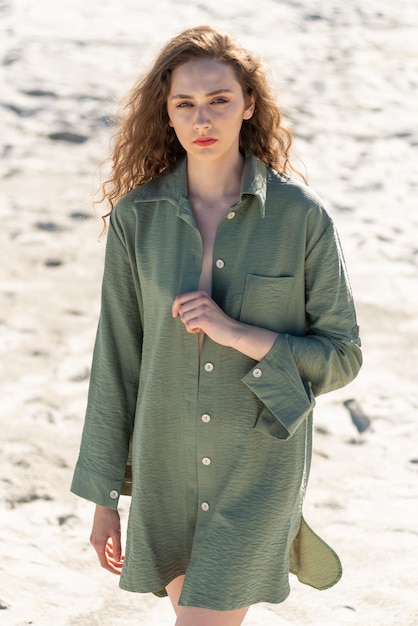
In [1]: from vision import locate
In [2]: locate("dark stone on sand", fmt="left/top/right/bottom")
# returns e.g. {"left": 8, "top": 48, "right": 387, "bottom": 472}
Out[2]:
{"left": 44, "top": 258, "right": 63, "bottom": 267}
{"left": 390, "top": 131, "right": 413, "bottom": 140}
{"left": 343, "top": 399, "right": 371, "bottom": 434}
{"left": 2, "top": 102, "right": 40, "bottom": 117}
{"left": 58, "top": 514, "right": 78, "bottom": 526}
{"left": 35, "top": 221, "right": 66, "bottom": 232}
{"left": 22, "top": 89, "right": 57, "bottom": 98}
{"left": 2, "top": 48, "right": 21, "bottom": 66}
{"left": 47, "top": 131, "right": 89, "bottom": 144}
{"left": 69, "top": 211, "right": 91, "bottom": 220}
{"left": 305, "top": 13, "right": 324, "bottom": 21}
{"left": 0, "top": 144, "right": 12, "bottom": 159}
{"left": 7, "top": 493, "right": 53, "bottom": 508}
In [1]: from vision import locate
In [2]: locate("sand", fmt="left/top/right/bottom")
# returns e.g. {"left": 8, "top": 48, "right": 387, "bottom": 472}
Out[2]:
{"left": 1, "top": 0, "right": 417, "bottom": 624}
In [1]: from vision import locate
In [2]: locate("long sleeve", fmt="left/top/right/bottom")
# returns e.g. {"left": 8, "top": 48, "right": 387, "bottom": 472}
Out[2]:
{"left": 242, "top": 219, "right": 362, "bottom": 440}
{"left": 71, "top": 208, "right": 143, "bottom": 508}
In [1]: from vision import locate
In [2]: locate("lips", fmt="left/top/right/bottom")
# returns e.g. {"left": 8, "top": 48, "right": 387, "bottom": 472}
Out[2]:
{"left": 194, "top": 137, "right": 217, "bottom": 147}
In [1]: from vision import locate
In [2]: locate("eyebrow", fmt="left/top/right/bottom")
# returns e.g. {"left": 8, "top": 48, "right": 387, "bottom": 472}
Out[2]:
{"left": 170, "top": 88, "right": 234, "bottom": 100}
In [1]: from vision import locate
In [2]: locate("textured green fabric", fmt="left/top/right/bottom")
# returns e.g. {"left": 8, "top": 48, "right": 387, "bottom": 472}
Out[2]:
{"left": 71, "top": 154, "right": 361, "bottom": 610}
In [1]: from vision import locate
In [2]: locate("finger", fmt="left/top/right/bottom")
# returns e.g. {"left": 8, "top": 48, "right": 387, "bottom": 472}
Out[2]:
{"left": 172, "top": 291, "right": 207, "bottom": 318}
{"left": 109, "top": 534, "right": 122, "bottom": 563}
{"left": 172, "top": 297, "right": 180, "bottom": 318}
{"left": 172, "top": 292, "right": 192, "bottom": 317}
{"left": 179, "top": 311, "right": 202, "bottom": 333}
{"left": 105, "top": 548, "right": 125, "bottom": 566}
{"left": 105, "top": 541, "right": 123, "bottom": 559}
{"left": 90, "top": 535, "right": 113, "bottom": 571}
{"left": 180, "top": 298, "right": 215, "bottom": 329}
{"left": 105, "top": 550, "right": 125, "bottom": 565}
{"left": 179, "top": 295, "right": 212, "bottom": 322}
{"left": 174, "top": 300, "right": 201, "bottom": 329}
{"left": 105, "top": 542, "right": 125, "bottom": 575}
{"left": 98, "top": 540, "right": 123, "bottom": 575}
{"left": 90, "top": 534, "right": 123, "bottom": 575}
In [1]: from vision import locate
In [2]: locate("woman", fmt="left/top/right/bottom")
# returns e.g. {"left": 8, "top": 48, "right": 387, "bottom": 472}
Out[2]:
{"left": 71, "top": 25, "right": 362, "bottom": 626}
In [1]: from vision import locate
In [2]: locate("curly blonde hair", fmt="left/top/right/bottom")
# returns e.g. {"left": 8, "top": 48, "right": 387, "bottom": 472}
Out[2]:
{"left": 99, "top": 25, "right": 302, "bottom": 214}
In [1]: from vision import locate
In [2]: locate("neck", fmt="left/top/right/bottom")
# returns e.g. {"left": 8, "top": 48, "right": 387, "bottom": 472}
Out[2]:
{"left": 187, "top": 152, "right": 244, "bottom": 204}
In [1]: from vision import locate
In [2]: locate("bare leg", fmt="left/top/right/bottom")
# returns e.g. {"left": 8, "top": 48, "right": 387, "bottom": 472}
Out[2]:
{"left": 167, "top": 575, "right": 186, "bottom": 616}
{"left": 175, "top": 606, "right": 249, "bottom": 626}
{"left": 166, "top": 575, "right": 249, "bottom": 626}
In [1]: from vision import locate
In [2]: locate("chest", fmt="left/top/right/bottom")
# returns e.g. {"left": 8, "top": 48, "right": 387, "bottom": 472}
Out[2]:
{"left": 193, "top": 202, "right": 232, "bottom": 295}
{"left": 132, "top": 198, "right": 308, "bottom": 336}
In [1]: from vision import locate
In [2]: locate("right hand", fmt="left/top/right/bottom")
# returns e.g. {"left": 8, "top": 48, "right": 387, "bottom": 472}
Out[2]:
{"left": 90, "top": 504, "right": 124, "bottom": 575}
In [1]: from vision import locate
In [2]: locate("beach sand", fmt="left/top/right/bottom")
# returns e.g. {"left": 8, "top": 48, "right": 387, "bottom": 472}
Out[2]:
{"left": 1, "top": 0, "right": 417, "bottom": 624}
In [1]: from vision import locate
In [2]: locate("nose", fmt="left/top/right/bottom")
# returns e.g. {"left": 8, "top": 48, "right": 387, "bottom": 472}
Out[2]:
{"left": 193, "top": 105, "right": 211, "bottom": 130}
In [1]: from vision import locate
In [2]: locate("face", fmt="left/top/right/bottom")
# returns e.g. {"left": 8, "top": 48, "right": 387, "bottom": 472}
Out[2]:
{"left": 167, "top": 58, "right": 255, "bottom": 166}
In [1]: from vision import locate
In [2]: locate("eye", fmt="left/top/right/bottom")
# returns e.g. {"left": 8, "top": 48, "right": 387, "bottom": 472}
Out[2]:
{"left": 212, "top": 97, "right": 228, "bottom": 104}
{"left": 176, "top": 101, "right": 193, "bottom": 108}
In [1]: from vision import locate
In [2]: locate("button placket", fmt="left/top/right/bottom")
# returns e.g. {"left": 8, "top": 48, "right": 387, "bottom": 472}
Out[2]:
{"left": 197, "top": 348, "right": 217, "bottom": 518}
{"left": 197, "top": 404, "right": 214, "bottom": 514}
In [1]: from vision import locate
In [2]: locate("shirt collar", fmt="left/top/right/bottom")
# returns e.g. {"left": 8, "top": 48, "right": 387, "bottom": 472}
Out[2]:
{"left": 240, "top": 153, "right": 267, "bottom": 218}
{"left": 133, "top": 153, "right": 267, "bottom": 218}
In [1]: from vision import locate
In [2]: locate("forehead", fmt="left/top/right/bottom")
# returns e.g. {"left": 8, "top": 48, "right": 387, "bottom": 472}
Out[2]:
{"left": 169, "top": 58, "right": 241, "bottom": 94}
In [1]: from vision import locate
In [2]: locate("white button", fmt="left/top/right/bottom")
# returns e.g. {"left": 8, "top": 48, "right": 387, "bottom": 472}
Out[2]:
{"left": 215, "top": 259, "right": 225, "bottom": 269}
{"left": 201, "top": 413, "right": 211, "bottom": 423}
{"left": 204, "top": 362, "right": 214, "bottom": 372}
{"left": 202, "top": 457, "right": 211, "bottom": 465}
{"left": 252, "top": 368, "right": 262, "bottom": 378}
{"left": 201, "top": 501, "right": 210, "bottom": 511}
{"left": 227, "top": 211, "right": 236, "bottom": 219}
{"left": 109, "top": 489, "right": 119, "bottom": 499}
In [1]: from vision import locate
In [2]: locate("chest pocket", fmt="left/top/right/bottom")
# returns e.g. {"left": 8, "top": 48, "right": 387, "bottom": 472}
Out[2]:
{"left": 239, "top": 274, "right": 294, "bottom": 333}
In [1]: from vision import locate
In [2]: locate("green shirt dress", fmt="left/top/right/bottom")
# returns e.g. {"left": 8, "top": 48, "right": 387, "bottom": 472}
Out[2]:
{"left": 71, "top": 154, "right": 362, "bottom": 610}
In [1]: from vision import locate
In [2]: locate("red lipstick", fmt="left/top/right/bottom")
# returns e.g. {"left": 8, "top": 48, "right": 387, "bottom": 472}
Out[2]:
{"left": 194, "top": 137, "right": 217, "bottom": 147}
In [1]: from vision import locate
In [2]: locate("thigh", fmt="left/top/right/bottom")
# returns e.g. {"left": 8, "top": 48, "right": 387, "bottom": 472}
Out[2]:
{"left": 167, "top": 575, "right": 186, "bottom": 616}
{"left": 167, "top": 575, "right": 249, "bottom": 625}
{"left": 175, "top": 606, "right": 249, "bottom": 626}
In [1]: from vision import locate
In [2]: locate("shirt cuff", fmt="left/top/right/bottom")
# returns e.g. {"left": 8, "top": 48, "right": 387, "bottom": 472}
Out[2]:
{"left": 241, "top": 334, "right": 315, "bottom": 440}
{"left": 71, "top": 462, "right": 123, "bottom": 509}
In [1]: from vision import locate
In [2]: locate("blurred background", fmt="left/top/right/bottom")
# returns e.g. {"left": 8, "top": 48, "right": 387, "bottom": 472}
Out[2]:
{"left": 1, "top": 1, "right": 417, "bottom": 624}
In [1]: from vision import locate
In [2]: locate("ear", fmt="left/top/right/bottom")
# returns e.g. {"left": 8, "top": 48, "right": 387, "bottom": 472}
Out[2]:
{"left": 243, "top": 93, "right": 256, "bottom": 120}
{"left": 168, "top": 119, "right": 173, "bottom": 128}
